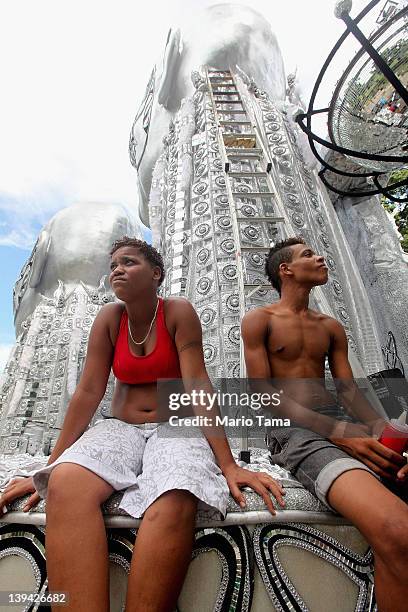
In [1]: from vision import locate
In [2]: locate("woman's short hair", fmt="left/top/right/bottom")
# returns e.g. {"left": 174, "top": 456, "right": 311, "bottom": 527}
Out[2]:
{"left": 110, "top": 237, "right": 165, "bottom": 286}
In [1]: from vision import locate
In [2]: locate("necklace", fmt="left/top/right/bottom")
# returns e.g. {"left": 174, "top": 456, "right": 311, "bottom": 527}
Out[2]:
{"left": 128, "top": 298, "right": 160, "bottom": 346}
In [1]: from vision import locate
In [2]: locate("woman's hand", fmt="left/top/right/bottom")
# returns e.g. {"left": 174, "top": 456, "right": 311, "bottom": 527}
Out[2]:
{"left": 222, "top": 463, "right": 285, "bottom": 515}
{"left": 0, "top": 477, "right": 40, "bottom": 514}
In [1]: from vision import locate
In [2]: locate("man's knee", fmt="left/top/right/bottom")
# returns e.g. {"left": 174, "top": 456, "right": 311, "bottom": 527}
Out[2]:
{"left": 374, "top": 510, "right": 408, "bottom": 567}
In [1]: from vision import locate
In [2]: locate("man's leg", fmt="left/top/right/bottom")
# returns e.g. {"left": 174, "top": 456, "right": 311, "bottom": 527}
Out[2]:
{"left": 46, "top": 464, "right": 115, "bottom": 612}
{"left": 327, "top": 470, "right": 408, "bottom": 612}
{"left": 268, "top": 427, "right": 408, "bottom": 612}
{"left": 125, "top": 489, "right": 198, "bottom": 612}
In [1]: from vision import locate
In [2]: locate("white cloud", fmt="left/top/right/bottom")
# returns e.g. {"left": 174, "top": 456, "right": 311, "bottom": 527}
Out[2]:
{"left": 0, "top": 0, "right": 171, "bottom": 225}
{"left": 0, "top": 0, "right": 382, "bottom": 246}
{"left": 0, "top": 228, "right": 38, "bottom": 250}
{"left": 0, "top": 186, "right": 73, "bottom": 248}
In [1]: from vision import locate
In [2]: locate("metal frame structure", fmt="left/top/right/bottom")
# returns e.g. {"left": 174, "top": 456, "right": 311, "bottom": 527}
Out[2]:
{"left": 295, "top": 0, "right": 408, "bottom": 202}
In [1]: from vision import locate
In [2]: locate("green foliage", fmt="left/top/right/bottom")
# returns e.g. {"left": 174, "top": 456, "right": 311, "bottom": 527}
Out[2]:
{"left": 378, "top": 39, "right": 408, "bottom": 78}
{"left": 381, "top": 169, "right": 408, "bottom": 252}
{"left": 362, "top": 39, "right": 408, "bottom": 103}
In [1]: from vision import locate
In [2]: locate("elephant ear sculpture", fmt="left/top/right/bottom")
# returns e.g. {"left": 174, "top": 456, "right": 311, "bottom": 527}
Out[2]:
{"left": 13, "top": 229, "right": 51, "bottom": 324}
{"left": 13, "top": 202, "right": 141, "bottom": 336}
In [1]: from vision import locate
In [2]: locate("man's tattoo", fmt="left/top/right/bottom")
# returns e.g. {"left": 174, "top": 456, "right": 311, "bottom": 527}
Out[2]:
{"left": 179, "top": 340, "right": 202, "bottom": 353}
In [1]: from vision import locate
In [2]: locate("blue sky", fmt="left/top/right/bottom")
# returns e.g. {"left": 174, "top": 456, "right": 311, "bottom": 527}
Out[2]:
{"left": 0, "top": 0, "right": 378, "bottom": 371}
{"left": 1, "top": 246, "right": 32, "bottom": 341}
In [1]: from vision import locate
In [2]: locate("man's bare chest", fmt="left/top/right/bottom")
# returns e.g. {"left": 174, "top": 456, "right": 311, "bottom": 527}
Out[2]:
{"left": 266, "top": 317, "right": 330, "bottom": 361}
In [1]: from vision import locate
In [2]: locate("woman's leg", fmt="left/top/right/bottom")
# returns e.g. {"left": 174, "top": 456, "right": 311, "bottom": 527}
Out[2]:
{"left": 125, "top": 490, "right": 198, "bottom": 612}
{"left": 45, "top": 463, "right": 115, "bottom": 612}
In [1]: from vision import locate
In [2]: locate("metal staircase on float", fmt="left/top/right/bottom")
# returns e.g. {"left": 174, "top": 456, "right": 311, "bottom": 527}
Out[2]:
{"left": 205, "top": 67, "right": 288, "bottom": 458}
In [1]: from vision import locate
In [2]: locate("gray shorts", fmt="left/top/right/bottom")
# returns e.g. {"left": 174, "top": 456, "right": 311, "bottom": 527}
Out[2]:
{"left": 33, "top": 418, "right": 230, "bottom": 519}
{"left": 266, "top": 425, "right": 376, "bottom": 510}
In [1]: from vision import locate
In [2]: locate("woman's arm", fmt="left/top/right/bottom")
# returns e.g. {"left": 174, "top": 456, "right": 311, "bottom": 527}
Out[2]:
{"left": 171, "top": 298, "right": 285, "bottom": 514}
{"left": 171, "top": 299, "right": 235, "bottom": 470}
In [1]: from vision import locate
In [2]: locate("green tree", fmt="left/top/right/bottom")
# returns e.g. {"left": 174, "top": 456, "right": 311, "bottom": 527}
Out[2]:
{"left": 381, "top": 168, "right": 408, "bottom": 252}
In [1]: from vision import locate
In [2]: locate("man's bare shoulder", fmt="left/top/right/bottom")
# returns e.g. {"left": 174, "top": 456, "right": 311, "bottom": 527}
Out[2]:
{"left": 242, "top": 305, "right": 278, "bottom": 334}
{"left": 309, "top": 310, "right": 346, "bottom": 334}
{"left": 242, "top": 302, "right": 280, "bottom": 320}
{"left": 242, "top": 305, "right": 270, "bottom": 321}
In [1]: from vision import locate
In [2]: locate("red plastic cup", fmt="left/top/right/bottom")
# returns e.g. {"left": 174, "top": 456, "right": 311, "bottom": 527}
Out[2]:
{"left": 378, "top": 422, "right": 408, "bottom": 455}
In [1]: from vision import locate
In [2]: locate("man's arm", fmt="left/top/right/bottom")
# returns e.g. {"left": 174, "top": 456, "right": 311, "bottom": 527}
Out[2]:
{"left": 241, "top": 309, "right": 273, "bottom": 378}
{"left": 327, "top": 318, "right": 405, "bottom": 479}
{"left": 327, "top": 318, "right": 385, "bottom": 430}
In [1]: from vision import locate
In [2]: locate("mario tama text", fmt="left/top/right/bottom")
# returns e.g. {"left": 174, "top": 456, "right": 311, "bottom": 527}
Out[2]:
{"left": 168, "top": 414, "right": 291, "bottom": 428}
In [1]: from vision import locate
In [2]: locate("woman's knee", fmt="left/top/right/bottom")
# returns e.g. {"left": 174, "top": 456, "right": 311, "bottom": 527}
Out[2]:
{"left": 47, "top": 464, "right": 113, "bottom": 508}
{"left": 144, "top": 490, "right": 198, "bottom": 528}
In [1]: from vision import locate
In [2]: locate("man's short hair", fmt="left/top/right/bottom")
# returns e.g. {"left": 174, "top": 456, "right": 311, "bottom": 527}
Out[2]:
{"left": 110, "top": 237, "right": 165, "bottom": 286}
{"left": 265, "top": 237, "right": 306, "bottom": 295}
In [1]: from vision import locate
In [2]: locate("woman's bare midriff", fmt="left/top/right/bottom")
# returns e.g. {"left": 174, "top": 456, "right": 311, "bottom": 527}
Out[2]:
{"left": 111, "top": 382, "right": 164, "bottom": 423}
{"left": 111, "top": 381, "right": 194, "bottom": 423}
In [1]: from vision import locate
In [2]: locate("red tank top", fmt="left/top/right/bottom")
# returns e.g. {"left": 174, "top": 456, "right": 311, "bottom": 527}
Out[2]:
{"left": 112, "top": 298, "right": 182, "bottom": 384}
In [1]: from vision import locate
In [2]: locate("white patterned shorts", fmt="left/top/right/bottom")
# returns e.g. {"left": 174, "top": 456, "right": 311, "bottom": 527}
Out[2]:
{"left": 33, "top": 418, "right": 230, "bottom": 519}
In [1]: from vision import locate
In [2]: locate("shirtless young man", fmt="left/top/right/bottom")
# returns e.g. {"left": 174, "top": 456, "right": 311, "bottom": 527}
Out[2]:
{"left": 241, "top": 237, "right": 408, "bottom": 612}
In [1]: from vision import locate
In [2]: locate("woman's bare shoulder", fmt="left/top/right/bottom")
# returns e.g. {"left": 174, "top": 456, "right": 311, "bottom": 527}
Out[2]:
{"left": 163, "top": 296, "right": 196, "bottom": 317}
{"left": 92, "top": 302, "right": 124, "bottom": 344}
{"left": 96, "top": 301, "right": 124, "bottom": 321}
{"left": 162, "top": 298, "right": 201, "bottom": 340}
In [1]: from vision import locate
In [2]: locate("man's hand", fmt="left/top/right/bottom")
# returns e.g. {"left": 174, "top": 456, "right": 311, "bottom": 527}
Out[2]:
{"left": 222, "top": 464, "right": 285, "bottom": 515}
{"left": 396, "top": 460, "right": 408, "bottom": 483}
{"left": 368, "top": 418, "right": 389, "bottom": 438}
{"left": 0, "top": 477, "right": 40, "bottom": 514}
{"left": 330, "top": 421, "right": 371, "bottom": 439}
{"left": 330, "top": 437, "right": 406, "bottom": 480}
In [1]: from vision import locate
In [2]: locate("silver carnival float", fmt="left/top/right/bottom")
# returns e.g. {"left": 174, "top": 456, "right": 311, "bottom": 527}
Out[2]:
{"left": 2, "top": 2, "right": 408, "bottom": 610}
